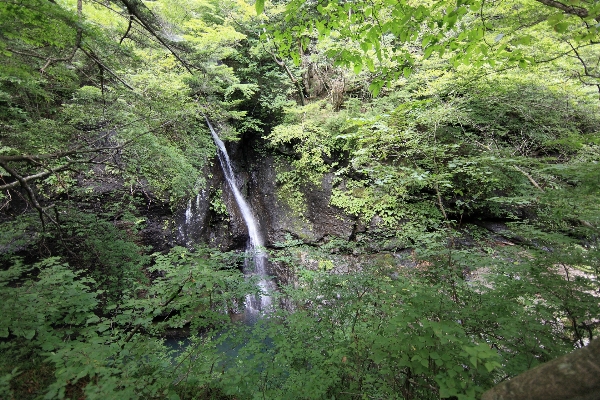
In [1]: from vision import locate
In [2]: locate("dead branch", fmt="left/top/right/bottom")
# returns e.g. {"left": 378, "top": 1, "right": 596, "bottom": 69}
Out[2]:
{"left": 120, "top": 13, "right": 134, "bottom": 44}
{"left": 78, "top": 47, "right": 135, "bottom": 90}
{"left": 514, "top": 165, "right": 545, "bottom": 192}
{"left": 0, "top": 164, "right": 73, "bottom": 191}
{"left": 0, "top": 160, "right": 59, "bottom": 230}
{"left": 271, "top": 53, "right": 306, "bottom": 106}
{"left": 534, "top": 0, "right": 591, "bottom": 19}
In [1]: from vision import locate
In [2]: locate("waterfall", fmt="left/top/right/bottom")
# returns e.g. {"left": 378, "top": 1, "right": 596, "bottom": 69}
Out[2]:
{"left": 205, "top": 116, "right": 272, "bottom": 321}
{"left": 178, "top": 190, "right": 208, "bottom": 249}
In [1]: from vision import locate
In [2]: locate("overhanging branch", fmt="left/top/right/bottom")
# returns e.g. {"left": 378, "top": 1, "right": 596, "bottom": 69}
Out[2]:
{"left": 534, "top": 0, "right": 590, "bottom": 18}
{"left": 0, "top": 160, "right": 58, "bottom": 230}
{"left": 119, "top": 0, "right": 195, "bottom": 74}
{"left": 0, "top": 164, "right": 72, "bottom": 191}
{"left": 79, "top": 47, "right": 135, "bottom": 91}
{"left": 0, "top": 120, "right": 173, "bottom": 190}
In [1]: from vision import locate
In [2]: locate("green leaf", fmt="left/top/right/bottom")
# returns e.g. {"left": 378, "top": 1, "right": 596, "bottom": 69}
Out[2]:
{"left": 255, "top": 0, "right": 264, "bottom": 15}
{"left": 424, "top": 46, "right": 436, "bottom": 59}
{"left": 515, "top": 35, "right": 532, "bottom": 45}
{"left": 369, "top": 80, "right": 384, "bottom": 96}
{"left": 548, "top": 13, "right": 565, "bottom": 25}
{"left": 366, "top": 58, "right": 375, "bottom": 72}
{"left": 422, "top": 35, "right": 433, "bottom": 47}
{"left": 554, "top": 22, "right": 570, "bottom": 33}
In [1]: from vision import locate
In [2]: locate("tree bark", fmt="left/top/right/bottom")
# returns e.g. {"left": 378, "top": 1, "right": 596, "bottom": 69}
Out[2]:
{"left": 482, "top": 337, "right": 600, "bottom": 400}
{"left": 534, "top": 0, "right": 589, "bottom": 18}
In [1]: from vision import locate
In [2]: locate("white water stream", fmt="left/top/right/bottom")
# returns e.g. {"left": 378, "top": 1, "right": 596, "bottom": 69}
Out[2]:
{"left": 205, "top": 117, "right": 272, "bottom": 321}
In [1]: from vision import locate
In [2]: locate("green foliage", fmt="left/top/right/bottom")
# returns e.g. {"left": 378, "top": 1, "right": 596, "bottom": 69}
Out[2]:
{"left": 251, "top": 56, "right": 600, "bottom": 398}
{"left": 265, "top": 101, "right": 346, "bottom": 215}
{"left": 122, "top": 126, "right": 212, "bottom": 203}
{"left": 2, "top": 1, "right": 600, "bottom": 399}
{"left": 59, "top": 208, "right": 150, "bottom": 302}
{"left": 272, "top": 160, "right": 310, "bottom": 216}
{"left": 0, "top": 257, "right": 97, "bottom": 345}
{"left": 216, "top": 220, "right": 599, "bottom": 399}
{"left": 1, "top": 228, "right": 598, "bottom": 399}
{"left": 223, "top": 26, "right": 298, "bottom": 133}
{"left": 0, "top": 0, "right": 81, "bottom": 118}
{"left": 262, "top": 66, "right": 600, "bottom": 258}
{"left": 0, "top": 246, "right": 249, "bottom": 399}
{"left": 261, "top": 0, "right": 600, "bottom": 93}
{"left": 209, "top": 188, "right": 229, "bottom": 219}
{"left": 304, "top": 68, "right": 598, "bottom": 236}
{"left": 0, "top": 0, "right": 260, "bottom": 209}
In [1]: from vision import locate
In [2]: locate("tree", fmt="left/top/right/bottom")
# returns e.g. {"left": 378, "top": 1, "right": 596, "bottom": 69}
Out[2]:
{"left": 256, "top": 0, "right": 600, "bottom": 95}
{"left": 0, "top": 0, "right": 260, "bottom": 228}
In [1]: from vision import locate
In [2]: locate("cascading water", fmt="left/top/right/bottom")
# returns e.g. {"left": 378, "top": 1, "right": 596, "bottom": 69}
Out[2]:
{"left": 205, "top": 116, "right": 272, "bottom": 321}
{"left": 178, "top": 190, "right": 208, "bottom": 248}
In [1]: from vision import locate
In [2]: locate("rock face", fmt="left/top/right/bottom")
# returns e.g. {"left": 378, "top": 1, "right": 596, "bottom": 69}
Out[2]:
{"left": 174, "top": 156, "right": 248, "bottom": 251}
{"left": 243, "top": 136, "right": 356, "bottom": 247}
{"left": 0, "top": 128, "right": 356, "bottom": 265}
{"left": 174, "top": 133, "right": 356, "bottom": 251}
{"left": 250, "top": 157, "right": 355, "bottom": 246}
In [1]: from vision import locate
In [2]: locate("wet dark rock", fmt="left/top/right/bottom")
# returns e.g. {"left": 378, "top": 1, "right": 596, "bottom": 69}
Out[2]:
{"left": 250, "top": 155, "right": 355, "bottom": 246}
{"left": 173, "top": 156, "right": 250, "bottom": 251}
{"left": 137, "top": 198, "right": 174, "bottom": 253}
{"left": 470, "top": 220, "right": 525, "bottom": 244}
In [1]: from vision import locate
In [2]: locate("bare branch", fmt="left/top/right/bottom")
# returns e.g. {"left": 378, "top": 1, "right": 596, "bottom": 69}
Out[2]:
{"left": 0, "top": 118, "right": 170, "bottom": 163}
{"left": 7, "top": 20, "right": 81, "bottom": 74}
{"left": 0, "top": 160, "right": 56, "bottom": 230}
{"left": 567, "top": 41, "right": 600, "bottom": 78}
{"left": 79, "top": 47, "right": 135, "bottom": 90}
{"left": 514, "top": 166, "right": 545, "bottom": 192}
{"left": 120, "top": 14, "right": 134, "bottom": 44}
{"left": 0, "top": 164, "right": 72, "bottom": 190}
{"left": 534, "top": 0, "right": 590, "bottom": 18}
{"left": 230, "top": 14, "right": 307, "bottom": 106}
{"left": 0, "top": 119, "right": 173, "bottom": 192}
{"left": 0, "top": 144, "right": 118, "bottom": 163}
{"left": 40, "top": 0, "right": 82, "bottom": 73}
{"left": 119, "top": 0, "right": 195, "bottom": 74}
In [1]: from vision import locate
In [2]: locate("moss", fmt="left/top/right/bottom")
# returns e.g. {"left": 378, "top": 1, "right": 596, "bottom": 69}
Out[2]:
{"left": 274, "top": 157, "right": 310, "bottom": 219}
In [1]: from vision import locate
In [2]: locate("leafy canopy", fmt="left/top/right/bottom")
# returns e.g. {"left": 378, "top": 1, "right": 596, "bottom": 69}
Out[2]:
{"left": 257, "top": 0, "right": 600, "bottom": 95}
